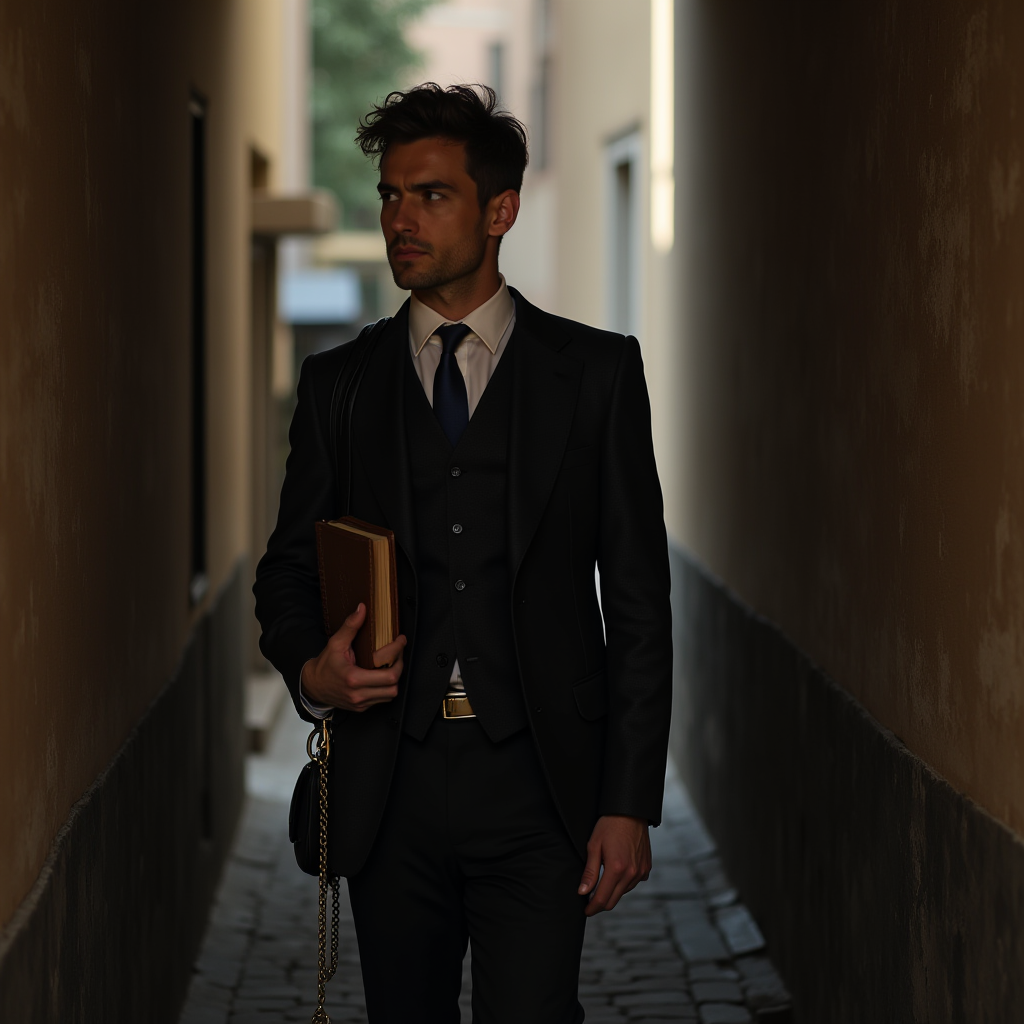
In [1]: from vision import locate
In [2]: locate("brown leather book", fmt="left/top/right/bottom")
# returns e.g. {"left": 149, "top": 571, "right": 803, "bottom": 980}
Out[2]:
{"left": 314, "top": 516, "right": 400, "bottom": 670}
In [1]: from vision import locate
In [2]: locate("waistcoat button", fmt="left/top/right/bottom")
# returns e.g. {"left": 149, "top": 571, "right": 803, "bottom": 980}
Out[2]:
{"left": 451, "top": 466, "right": 461, "bottom": 477}
{"left": 455, "top": 579, "right": 466, "bottom": 591}
{"left": 452, "top": 523, "right": 463, "bottom": 534}
{"left": 436, "top": 653, "right": 448, "bottom": 668}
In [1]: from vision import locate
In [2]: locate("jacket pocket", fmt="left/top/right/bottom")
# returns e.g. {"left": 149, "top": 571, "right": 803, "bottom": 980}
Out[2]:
{"left": 572, "top": 669, "right": 608, "bottom": 721}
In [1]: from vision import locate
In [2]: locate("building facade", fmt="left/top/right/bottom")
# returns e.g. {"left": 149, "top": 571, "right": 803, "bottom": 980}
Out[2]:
{"left": 667, "top": 3, "right": 1024, "bottom": 1021}
{"left": 0, "top": 2, "right": 323, "bottom": 1019}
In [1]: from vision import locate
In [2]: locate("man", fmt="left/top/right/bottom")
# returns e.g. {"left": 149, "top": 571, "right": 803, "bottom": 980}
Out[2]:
{"left": 254, "top": 84, "right": 672, "bottom": 1023}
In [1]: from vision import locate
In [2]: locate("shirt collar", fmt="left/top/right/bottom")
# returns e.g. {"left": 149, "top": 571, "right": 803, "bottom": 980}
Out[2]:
{"left": 409, "top": 276, "right": 514, "bottom": 357}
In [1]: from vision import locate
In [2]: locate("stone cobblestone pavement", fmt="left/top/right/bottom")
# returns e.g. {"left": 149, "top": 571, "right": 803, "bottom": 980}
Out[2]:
{"left": 179, "top": 710, "right": 792, "bottom": 1024}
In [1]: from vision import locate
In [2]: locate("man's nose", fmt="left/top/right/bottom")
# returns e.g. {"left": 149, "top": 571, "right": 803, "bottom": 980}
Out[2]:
{"left": 389, "top": 194, "right": 417, "bottom": 234}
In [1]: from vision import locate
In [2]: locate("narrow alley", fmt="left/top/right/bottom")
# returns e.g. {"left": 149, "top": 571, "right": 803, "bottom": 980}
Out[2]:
{"left": 7, "top": 3, "right": 1024, "bottom": 1022}
{"left": 179, "top": 703, "right": 792, "bottom": 1024}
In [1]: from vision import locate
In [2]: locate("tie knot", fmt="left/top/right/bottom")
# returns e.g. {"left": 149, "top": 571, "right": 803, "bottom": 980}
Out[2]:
{"left": 435, "top": 323, "right": 471, "bottom": 356}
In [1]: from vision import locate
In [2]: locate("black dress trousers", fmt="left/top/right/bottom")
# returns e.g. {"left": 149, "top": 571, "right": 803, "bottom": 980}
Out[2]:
{"left": 347, "top": 716, "right": 588, "bottom": 1024}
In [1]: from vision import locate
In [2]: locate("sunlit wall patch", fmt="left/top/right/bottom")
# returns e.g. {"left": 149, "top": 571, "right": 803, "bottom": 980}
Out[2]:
{"left": 650, "top": 0, "right": 675, "bottom": 254}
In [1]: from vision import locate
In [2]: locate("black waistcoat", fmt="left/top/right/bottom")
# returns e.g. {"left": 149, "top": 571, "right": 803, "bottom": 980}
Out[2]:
{"left": 402, "top": 341, "right": 527, "bottom": 742}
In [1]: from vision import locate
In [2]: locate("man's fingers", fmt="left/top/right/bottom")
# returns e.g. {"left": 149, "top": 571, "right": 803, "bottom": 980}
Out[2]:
{"left": 346, "top": 654, "right": 404, "bottom": 690}
{"left": 584, "top": 868, "right": 617, "bottom": 916}
{"left": 584, "top": 860, "right": 642, "bottom": 916}
{"left": 331, "top": 602, "right": 367, "bottom": 652}
{"left": 339, "top": 651, "right": 405, "bottom": 711}
{"left": 584, "top": 857, "right": 625, "bottom": 915}
{"left": 581, "top": 815, "right": 652, "bottom": 915}
{"left": 373, "top": 633, "right": 408, "bottom": 668}
{"left": 578, "top": 842, "right": 602, "bottom": 896}
{"left": 600, "top": 873, "right": 637, "bottom": 914}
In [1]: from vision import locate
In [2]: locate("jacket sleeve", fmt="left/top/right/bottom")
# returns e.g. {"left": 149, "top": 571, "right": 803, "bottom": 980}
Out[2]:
{"left": 596, "top": 335, "right": 673, "bottom": 824}
{"left": 253, "top": 352, "right": 339, "bottom": 722}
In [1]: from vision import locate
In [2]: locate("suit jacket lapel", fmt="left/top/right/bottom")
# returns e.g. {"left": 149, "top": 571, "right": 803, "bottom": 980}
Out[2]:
{"left": 507, "top": 296, "right": 583, "bottom": 581}
{"left": 352, "top": 301, "right": 417, "bottom": 567}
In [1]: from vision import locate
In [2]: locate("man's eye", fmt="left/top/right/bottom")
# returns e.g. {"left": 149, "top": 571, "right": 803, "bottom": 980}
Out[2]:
{"left": 379, "top": 192, "right": 398, "bottom": 202}
{"left": 425, "top": 191, "right": 444, "bottom": 201}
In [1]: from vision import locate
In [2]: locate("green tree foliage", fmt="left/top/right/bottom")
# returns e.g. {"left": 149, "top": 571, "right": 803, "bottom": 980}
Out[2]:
{"left": 312, "top": 0, "right": 435, "bottom": 229}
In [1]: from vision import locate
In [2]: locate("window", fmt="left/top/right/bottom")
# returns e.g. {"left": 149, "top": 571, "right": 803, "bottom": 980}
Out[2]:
{"left": 489, "top": 41, "right": 505, "bottom": 104}
{"left": 606, "top": 130, "right": 642, "bottom": 337}
{"left": 532, "top": 0, "right": 553, "bottom": 170}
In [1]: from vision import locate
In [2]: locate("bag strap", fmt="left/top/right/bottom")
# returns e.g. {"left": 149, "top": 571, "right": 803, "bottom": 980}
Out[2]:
{"left": 318, "top": 317, "right": 390, "bottom": 735}
{"left": 309, "top": 721, "right": 337, "bottom": 1024}
{"left": 309, "top": 316, "right": 389, "bottom": 1024}
{"left": 328, "top": 316, "right": 391, "bottom": 516}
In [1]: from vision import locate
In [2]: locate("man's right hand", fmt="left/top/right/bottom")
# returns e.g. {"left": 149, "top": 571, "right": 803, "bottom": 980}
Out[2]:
{"left": 301, "top": 603, "right": 407, "bottom": 713}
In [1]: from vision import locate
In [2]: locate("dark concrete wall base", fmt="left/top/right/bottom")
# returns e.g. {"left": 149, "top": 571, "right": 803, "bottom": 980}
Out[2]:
{"left": 0, "top": 562, "right": 246, "bottom": 1024}
{"left": 670, "top": 546, "right": 1024, "bottom": 1024}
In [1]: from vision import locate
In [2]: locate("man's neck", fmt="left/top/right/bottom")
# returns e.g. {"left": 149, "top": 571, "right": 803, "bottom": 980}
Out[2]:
{"left": 412, "top": 266, "right": 502, "bottom": 322}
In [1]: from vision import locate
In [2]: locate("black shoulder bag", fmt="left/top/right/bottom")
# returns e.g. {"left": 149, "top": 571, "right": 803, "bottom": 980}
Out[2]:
{"left": 287, "top": 316, "right": 390, "bottom": 1024}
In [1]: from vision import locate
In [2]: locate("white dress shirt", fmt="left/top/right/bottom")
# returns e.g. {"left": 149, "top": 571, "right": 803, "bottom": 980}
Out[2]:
{"left": 407, "top": 275, "right": 516, "bottom": 417}
{"left": 301, "top": 278, "right": 517, "bottom": 718}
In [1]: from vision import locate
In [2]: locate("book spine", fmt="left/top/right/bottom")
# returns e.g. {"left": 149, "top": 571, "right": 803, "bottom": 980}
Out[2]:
{"left": 387, "top": 534, "right": 399, "bottom": 643}
{"left": 364, "top": 541, "right": 375, "bottom": 665}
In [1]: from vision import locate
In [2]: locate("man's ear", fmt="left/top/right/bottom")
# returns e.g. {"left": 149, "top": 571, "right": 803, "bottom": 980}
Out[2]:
{"left": 487, "top": 189, "right": 520, "bottom": 238}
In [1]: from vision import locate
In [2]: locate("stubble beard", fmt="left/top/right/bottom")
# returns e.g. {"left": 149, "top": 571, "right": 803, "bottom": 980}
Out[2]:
{"left": 388, "top": 229, "right": 489, "bottom": 293}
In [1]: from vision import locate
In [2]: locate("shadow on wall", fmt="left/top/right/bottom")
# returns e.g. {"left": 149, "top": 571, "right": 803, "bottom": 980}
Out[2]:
{"left": 669, "top": 546, "right": 1024, "bottom": 1023}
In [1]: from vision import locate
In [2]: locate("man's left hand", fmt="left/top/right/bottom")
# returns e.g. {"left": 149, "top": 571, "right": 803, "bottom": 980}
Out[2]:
{"left": 578, "top": 815, "right": 652, "bottom": 916}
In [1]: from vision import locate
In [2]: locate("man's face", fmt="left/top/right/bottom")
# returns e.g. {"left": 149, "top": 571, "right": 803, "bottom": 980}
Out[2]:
{"left": 377, "top": 137, "right": 490, "bottom": 292}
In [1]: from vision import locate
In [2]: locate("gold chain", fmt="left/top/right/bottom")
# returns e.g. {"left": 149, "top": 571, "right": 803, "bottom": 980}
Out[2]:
{"left": 330, "top": 876, "right": 340, "bottom": 978}
{"left": 309, "top": 721, "right": 337, "bottom": 1024}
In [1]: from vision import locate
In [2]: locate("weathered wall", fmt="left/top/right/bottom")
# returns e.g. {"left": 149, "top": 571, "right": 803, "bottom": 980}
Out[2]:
{"left": 0, "top": 0, "right": 283, "bottom": 940}
{"left": 671, "top": 549, "right": 1024, "bottom": 1022}
{"left": 0, "top": 566, "right": 246, "bottom": 1024}
{"left": 674, "top": 0, "right": 1024, "bottom": 848}
{"left": 669, "top": 2, "right": 1024, "bottom": 1017}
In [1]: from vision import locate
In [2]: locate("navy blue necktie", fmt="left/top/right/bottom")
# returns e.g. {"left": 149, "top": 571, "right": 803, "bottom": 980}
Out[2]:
{"left": 433, "top": 323, "right": 471, "bottom": 446}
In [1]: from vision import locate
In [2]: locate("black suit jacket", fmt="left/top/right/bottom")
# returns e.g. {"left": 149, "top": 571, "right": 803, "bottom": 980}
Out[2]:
{"left": 254, "top": 289, "right": 672, "bottom": 876}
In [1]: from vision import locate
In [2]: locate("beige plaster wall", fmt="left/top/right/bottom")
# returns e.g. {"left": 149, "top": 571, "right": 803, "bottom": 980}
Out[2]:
{"left": 547, "top": 0, "right": 650, "bottom": 327}
{"left": 546, "top": 0, "right": 683, "bottom": 540}
{"left": 404, "top": 0, "right": 552, "bottom": 310}
{"left": 673, "top": 1, "right": 1024, "bottom": 836}
{"left": 409, "top": 0, "right": 533, "bottom": 122}
{"left": 0, "top": 0, "right": 286, "bottom": 929}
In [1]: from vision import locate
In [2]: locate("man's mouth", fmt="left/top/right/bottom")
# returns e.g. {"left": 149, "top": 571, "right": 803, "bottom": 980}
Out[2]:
{"left": 390, "top": 239, "right": 431, "bottom": 262}
{"left": 392, "top": 248, "right": 427, "bottom": 262}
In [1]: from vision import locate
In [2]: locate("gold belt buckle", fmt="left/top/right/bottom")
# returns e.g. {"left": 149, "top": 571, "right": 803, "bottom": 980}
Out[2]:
{"left": 442, "top": 692, "right": 476, "bottom": 719}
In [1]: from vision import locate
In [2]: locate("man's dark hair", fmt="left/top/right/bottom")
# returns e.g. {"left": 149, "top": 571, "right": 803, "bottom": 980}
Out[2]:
{"left": 355, "top": 83, "right": 528, "bottom": 208}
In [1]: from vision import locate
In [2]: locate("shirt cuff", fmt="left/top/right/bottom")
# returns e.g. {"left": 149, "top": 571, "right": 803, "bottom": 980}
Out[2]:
{"left": 299, "top": 664, "right": 335, "bottom": 720}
